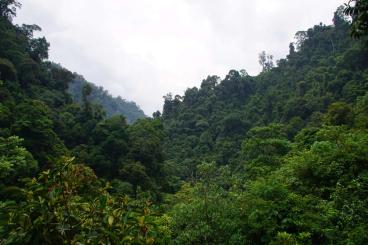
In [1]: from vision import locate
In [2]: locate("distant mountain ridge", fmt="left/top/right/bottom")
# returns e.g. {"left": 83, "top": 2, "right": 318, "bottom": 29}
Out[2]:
{"left": 68, "top": 74, "right": 146, "bottom": 123}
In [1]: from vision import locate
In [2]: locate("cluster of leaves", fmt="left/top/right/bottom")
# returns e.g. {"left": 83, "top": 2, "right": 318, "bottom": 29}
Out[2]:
{"left": 0, "top": 157, "right": 169, "bottom": 244}
{"left": 0, "top": 136, "right": 37, "bottom": 184}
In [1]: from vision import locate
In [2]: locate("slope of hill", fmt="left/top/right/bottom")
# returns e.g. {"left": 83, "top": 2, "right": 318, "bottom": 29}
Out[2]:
{"left": 68, "top": 74, "right": 146, "bottom": 123}
{"left": 2, "top": 1, "right": 368, "bottom": 244}
{"left": 158, "top": 7, "right": 368, "bottom": 244}
{"left": 162, "top": 8, "right": 368, "bottom": 176}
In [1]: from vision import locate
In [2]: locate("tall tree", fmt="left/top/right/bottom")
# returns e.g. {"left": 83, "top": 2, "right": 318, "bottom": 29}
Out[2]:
{"left": 0, "top": 0, "right": 21, "bottom": 21}
{"left": 345, "top": 0, "right": 368, "bottom": 38}
{"left": 258, "top": 51, "right": 274, "bottom": 71}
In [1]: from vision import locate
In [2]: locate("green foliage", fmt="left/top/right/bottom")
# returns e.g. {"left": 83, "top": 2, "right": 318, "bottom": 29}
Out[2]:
{"left": 241, "top": 124, "right": 291, "bottom": 180}
{"left": 12, "top": 99, "right": 66, "bottom": 165}
{"left": 354, "top": 91, "right": 368, "bottom": 127}
{"left": 127, "top": 119, "right": 164, "bottom": 177}
{"left": 169, "top": 163, "right": 245, "bottom": 244}
{"left": 87, "top": 115, "right": 129, "bottom": 177}
{"left": 0, "top": 0, "right": 163, "bottom": 198}
{"left": 0, "top": 136, "right": 37, "bottom": 183}
{"left": 325, "top": 102, "right": 353, "bottom": 126}
{"left": 162, "top": 8, "right": 368, "bottom": 177}
{"left": 0, "top": 58, "right": 16, "bottom": 81}
{"left": 344, "top": 0, "right": 368, "bottom": 38}
{"left": 0, "top": 157, "right": 167, "bottom": 244}
{"left": 2, "top": 2, "right": 368, "bottom": 244}
{"left": 28, "top": 36, "right": 49, "bottom": 62}
{"left": 162, "top": 6, "right": 368, "bottom": 244}
{"left": 168, "top": 126, "right": 368, "bottom": 244}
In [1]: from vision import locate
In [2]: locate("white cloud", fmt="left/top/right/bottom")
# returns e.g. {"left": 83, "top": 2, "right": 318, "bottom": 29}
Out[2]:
{"left": 15, "top": 0, "right": 344, "bottom": 115}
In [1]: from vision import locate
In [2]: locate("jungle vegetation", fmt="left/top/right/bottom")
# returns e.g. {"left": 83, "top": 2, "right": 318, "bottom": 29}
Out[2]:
{"left": 1, "top": 0, "right": 368, "bottom": 244}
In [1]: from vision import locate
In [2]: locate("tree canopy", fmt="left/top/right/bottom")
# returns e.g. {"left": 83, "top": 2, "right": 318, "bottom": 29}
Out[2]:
{"left": 1, "top": 2, "right": 368, "bottom": 244}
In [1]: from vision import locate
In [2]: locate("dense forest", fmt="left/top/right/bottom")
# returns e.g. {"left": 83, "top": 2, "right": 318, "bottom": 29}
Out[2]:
{"left": 69, "top": 74, "right": 146, "bottom": 124}
{"left": 1, "top": 0, "right": 368, "bottom": 244}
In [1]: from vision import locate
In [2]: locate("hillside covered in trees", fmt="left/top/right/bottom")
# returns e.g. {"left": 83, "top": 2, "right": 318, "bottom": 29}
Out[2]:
{"left": 162, "top": 5, "right": 368, "bottom": 178}
{"left": 1, "top": 0, "right": 368, "bottom": 244}
{"left": 69, "top": 74, "right": 146, "bottom": 123}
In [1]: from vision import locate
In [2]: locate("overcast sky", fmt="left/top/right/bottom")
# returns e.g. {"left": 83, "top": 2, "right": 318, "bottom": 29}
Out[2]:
{"left": 15, "top": 0, "right": 344, "bottom": 115}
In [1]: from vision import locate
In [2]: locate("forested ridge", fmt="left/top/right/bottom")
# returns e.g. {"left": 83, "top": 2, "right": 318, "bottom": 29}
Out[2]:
{"left": 69, "top": 74, "right": 146, "bottom": 124}
{"left": 1, "top": 0, "right": 368, "bottom": 244}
